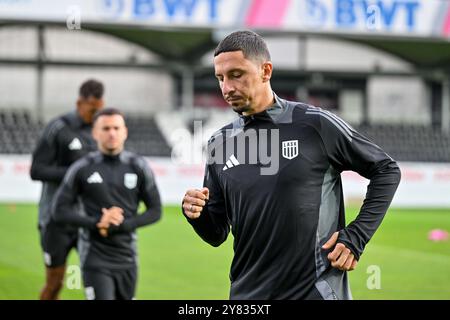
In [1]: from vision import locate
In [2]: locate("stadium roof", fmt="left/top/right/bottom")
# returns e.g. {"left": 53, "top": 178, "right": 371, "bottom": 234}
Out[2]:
{"left": 87, "top": 25, "right": 450, "bottom": 71}
{"left": 88, "top": 26, "right": 216, "bottom": 63}
{"left": 2, "top": 0, "right": 450, "bottom": 71}
{"left": 355, "top": 37, "right": 450, "bottom": 70}
{"left": 1, "top": 20, "right": 448, "bottom": 75}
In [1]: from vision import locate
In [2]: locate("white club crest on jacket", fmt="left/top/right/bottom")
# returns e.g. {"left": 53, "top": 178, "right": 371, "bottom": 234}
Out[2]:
{"left": 124, "top": 173, "right": 138, "bottom": 189}
{"left": 282, "top": 140, "right": 299, "bottom": 160}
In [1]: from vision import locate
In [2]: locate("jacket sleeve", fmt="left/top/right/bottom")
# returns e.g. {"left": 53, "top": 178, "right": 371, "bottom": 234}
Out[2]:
{"left": 317, "top": 111, "right": 401, "bottom": 260}
{"left": 182, "top": 144, "right": 231, "bottom": 247}
{"left": 52, "top": 159, "right": 98, "bottom": 230}
{"left": 30, "top": 119, "right": 68, "bottom": 183}
{"left": 118, "top": 158, "right": 162, "bottom": 232}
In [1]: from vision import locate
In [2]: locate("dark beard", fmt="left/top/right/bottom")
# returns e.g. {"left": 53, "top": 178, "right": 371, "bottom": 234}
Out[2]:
{"left": 231, "top": 103, "right": 251, "bottom": 115}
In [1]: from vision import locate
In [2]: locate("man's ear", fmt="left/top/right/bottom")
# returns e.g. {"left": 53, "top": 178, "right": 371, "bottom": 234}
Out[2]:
{"left": 92, "top": 126, "right": 98, "bottom": 142}
{"left": 261, "top": 61, "right": 273, "bottom": 82}
{"left": 76, "top": 98, "right": 82, "bottom": 111}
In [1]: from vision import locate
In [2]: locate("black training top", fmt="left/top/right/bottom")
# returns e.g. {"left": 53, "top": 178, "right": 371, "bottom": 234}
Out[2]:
{"left": 184, "top": 94, "right": 401, "bottom": 300}
{"left": 30, "top": 111, "right": 97, "bottom": 228}
{"left": 53, "top": 150, "right": 162, "bottom": 269}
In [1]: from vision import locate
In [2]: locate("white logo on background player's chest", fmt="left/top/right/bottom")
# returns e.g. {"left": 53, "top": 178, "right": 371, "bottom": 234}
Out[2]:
{"left": 87, "top": 172, "right": 103, "bottom": 184}
{"left": 68, "top": 137, "right": 82, "bottom": 150}
{"left": 124, "top": 173, "right": 138, "bottom": 189}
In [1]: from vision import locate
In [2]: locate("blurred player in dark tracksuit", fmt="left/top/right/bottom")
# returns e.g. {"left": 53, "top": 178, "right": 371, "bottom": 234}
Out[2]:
{"left": 182, "top": 31, "right": 401, "bottom": 300}
{"left": 52, "top": 108, "right": 162, "bottom": 300}
{"left": 30, "top": 79, "right": 104, "bottom": 300}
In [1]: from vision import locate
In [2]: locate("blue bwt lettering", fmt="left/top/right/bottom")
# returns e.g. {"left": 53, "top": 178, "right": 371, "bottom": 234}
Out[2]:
{"left": 132, "top": 0, "right": 219, "bottom": 21}
{"left": 335, "top": 0, "right": 420, "bottom": 30}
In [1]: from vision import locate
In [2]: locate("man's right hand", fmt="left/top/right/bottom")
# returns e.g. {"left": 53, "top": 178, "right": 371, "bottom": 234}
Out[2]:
{"left": 96, "top": 206, "right": 124, "bottom": 237}
{"left": 182, "top": 188, "right": 209, "bottom": 219}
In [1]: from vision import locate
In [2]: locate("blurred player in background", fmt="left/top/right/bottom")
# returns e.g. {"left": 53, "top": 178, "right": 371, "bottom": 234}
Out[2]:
{"left": 182, "top": 31, "right": 401, "bottom": 300}
{"left": 52, "top": 108, "right": 162, "bottom": 300}
{"left": 30, "top": 79, "right": 104, "bottom": 300}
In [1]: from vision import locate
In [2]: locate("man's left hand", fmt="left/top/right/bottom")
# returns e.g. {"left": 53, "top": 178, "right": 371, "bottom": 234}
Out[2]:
{"left": 322, "top": 231, "right": 358, "bottom": 271}
{"left": 96, "top": 206, "right": 124, "bottom": 237}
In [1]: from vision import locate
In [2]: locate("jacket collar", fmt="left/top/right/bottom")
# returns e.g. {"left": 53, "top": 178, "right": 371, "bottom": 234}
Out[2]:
{"left": 239, "top": 92, "right": 286, "bottom": 126}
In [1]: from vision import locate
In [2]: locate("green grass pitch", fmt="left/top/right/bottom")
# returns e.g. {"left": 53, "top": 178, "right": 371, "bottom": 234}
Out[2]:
{"left": 0, "top": 203, "right": 449, "bottom": 299}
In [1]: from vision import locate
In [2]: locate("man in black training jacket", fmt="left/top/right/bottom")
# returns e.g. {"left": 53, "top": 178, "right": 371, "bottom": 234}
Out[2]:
{"left": 53, "top": 108, "right": 162, "bottom": 300}
{"left": 30, "top": 79, "right": 104, "bottom": 300}
{"left": 182, "top": 30, "right": 401, "bottom": 300}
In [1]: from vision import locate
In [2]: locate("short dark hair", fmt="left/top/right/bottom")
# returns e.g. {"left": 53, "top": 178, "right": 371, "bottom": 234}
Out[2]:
{"left": 79, "top": 79, "right": 104, "bottom": 99}
{"left": 214, "top": 30, "right": 271, "bottom": 62}
{"left": 92, "top": 107, "right": 125, "bottom": 125}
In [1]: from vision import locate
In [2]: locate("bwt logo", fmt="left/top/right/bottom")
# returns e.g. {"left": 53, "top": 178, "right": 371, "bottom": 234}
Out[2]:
{"left": 98, "top": 0, "right": 220, "bottom": 21}
{"left": 100, "top": 0, "right": 125, "bottom": 18}
{"left": 305, "top": 0, "right": 420, "bottom": 31}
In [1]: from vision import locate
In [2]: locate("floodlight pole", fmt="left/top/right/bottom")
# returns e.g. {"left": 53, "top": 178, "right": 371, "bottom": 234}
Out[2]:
{"left": 181, "top": 66, "right": 194, "bottom": 113}
{"left": 36, "top": 24, "right": 45, "bottom": 123}
{"left": 442, "top": 76, "right": 450, "bottom": 133}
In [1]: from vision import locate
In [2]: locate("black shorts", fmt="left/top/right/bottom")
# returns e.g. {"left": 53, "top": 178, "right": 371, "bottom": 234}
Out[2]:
{"left": 39, "top": 220, "right": 78, "bottom": 268}
{"left": 82, "top": 267, "right": 137, "bottom": 300}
